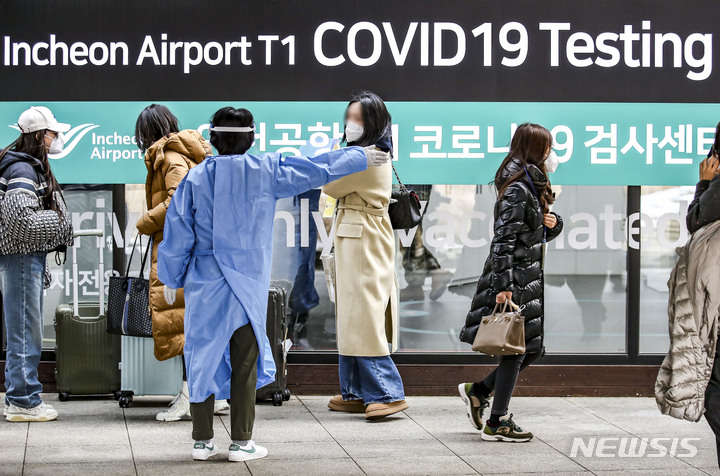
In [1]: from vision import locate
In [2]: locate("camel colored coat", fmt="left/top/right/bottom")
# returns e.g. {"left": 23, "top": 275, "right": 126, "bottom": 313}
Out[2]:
{"left": 322, "top": 160, "right": 399, "bottom": 356}
{"left": 135, "top": 130, "right": 209, "bottom": 361}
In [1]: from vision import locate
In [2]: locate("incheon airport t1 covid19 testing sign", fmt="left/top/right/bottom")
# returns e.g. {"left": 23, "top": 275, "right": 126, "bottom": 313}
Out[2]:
{"left": 0, "top": 0, "right": 718, "bottom": 186}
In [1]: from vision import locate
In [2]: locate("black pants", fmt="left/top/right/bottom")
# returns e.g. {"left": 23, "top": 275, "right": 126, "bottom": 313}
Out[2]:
{"left": 190, "top": 324, "right": 259, "bottom": 442}
{"left": 476, "top": 351, "right": 542, "bottom": 417}
{"left": 704, "top": 347, "right": 720, "bottom": 469}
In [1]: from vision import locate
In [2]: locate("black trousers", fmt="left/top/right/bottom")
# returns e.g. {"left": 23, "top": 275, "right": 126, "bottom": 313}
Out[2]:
{"left": 190, "top": 324, "right": 259, "bottom": 442}
{"left": 477, "top": 351, "right": 542, "bottom": 417}
{"left": 704, "top": 347, "right": 720, "bottom": 469}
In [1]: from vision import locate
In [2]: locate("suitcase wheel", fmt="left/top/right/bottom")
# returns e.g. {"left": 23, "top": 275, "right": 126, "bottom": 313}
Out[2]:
{"left": 272, "top": 392, "right": 283, "bottom": 406}
{"left": 119, "top": 395, "right": 133, "bottom": 408}
{"left": 58, "top": 392, "right": 70, "bottom": 402}
{"left": 283, "top": 389, "right": 291, "bottom": 401}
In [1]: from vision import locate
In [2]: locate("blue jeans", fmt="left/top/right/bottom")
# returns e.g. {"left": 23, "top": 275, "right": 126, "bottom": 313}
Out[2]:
{"left": 0, "top": 252, "right": 46, "bottom": 409}
{"left": 339, "top": 355, "right": 405, "bottom": 404}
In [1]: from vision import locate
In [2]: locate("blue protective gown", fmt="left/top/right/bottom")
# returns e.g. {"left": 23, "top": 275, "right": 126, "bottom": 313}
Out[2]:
{"left": 157, "top": 147, "right": 367, "bottom": 403}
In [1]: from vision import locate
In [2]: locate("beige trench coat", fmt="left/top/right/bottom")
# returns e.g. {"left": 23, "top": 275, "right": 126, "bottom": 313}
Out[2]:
{"left": 322, "top": 160, "right": 399, "bottom": 356}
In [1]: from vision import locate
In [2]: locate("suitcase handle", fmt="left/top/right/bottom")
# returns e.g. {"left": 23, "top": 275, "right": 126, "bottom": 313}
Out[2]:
{"left": 74, "top": 229, "right": 104, "bottom": 238}
{"left": 72, "top": 229, "right": 104, "bottom": 318}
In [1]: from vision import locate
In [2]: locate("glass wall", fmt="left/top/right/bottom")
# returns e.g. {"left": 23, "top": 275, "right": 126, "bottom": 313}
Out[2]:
{"left": 36, "top": 185, "right": 143, "bottom": 350}
{"left": 24, "top": 183, "right": 689, "bottom": 357}
{"left": 544, "top": 185, "right": 627, "bottom": 353}
{"left": 268, "top": 184, "right": 629, "bottom": 354}
{"left": 639, "top": 185, "right": 696, "bottom": 353}
{"left": 40, "top": 186, "right": 114, "bottom": 349}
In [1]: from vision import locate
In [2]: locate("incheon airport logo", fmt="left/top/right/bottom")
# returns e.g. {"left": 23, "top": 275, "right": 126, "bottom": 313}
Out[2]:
{"left": 8, "top": 122, "right": 99, "bottom": 160}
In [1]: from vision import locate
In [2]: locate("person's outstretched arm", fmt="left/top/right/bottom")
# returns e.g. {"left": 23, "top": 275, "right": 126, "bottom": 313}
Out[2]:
{"left": 273, "top": 146, "right": 385, "bottom": 199}
{"left": 157, "top": 175, "right": 196, "bottom": 289}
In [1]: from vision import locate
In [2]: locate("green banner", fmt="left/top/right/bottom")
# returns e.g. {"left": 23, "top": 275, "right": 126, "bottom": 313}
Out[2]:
{"left": 0, "top": 101, "right": 716, "bottom": 185}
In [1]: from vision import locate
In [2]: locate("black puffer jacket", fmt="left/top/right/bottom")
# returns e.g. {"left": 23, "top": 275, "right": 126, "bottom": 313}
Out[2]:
{"left": 460, "top": 158, "right": 563, "bottom": 354}
{"left": 687, "top": 173, "right": 720, "bottom": 234}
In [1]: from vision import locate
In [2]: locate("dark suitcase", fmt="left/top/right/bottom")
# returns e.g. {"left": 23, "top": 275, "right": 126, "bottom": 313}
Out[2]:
{"left": 55, "top": 229, "right": 121, "bottom": 401}
{"left": 256, "top": 280, "right": 292, "bottom": 406}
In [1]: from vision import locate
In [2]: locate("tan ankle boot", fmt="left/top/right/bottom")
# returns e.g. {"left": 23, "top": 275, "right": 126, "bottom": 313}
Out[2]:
{"left": 365, "top": 400, "right": 409, "bottom": 420}
{"left": 328, "top": 395, "right": 366, "bottom": 413}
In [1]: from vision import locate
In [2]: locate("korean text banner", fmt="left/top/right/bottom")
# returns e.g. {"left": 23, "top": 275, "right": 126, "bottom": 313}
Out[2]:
{"left": 0, "top": 101, "right": 715, "bottom": 185}
{"left": 2, "top": 0, "right": 719, "bottom": 185}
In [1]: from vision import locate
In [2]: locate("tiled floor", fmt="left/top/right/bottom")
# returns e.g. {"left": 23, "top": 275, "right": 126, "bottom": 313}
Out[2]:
{"left": 1, "top": 394, "right": 718, "bottom": 475}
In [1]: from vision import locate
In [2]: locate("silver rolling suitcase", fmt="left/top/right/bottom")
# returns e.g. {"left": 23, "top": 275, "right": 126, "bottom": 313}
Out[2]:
{"left": 117, "top": 336, "right": 183, "bottom": 407}
{"left": 115, "top": 237, "right": 182, "bottom": 408}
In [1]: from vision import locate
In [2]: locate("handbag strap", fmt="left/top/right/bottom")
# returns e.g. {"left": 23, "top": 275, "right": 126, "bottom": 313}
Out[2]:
{"left": 322, "top": 205, "right": 338, "bottom": 257}
{"left": 493, "top": 300, "right": 520, "bottom": 315}
{"left": 391, "top": 163, "right": 408, "bottom": 193}
{"left": 140, "top": 236, "right": 151, "bottom": 274}
{"left": 125, "top": 235, "right": 152, "bottom": 276}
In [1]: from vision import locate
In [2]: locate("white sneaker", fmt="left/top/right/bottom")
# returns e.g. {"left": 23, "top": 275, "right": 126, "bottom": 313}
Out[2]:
{"left": 5, "top": 402, "right": 58, "bottom": 422}
{"left": 156, "top": 391, "right": 190, "bottom": 421}
{"left": 214, "top": 400, "right": 230, "bottom": 414}
{"left": 3, "top": 401, "right": 54, "bottom": 417}
{"left": 228, "top": 440, "right": 268, "bottom": 462}
{"left": 192, "top": 440, "right": 219, "bottom": 461}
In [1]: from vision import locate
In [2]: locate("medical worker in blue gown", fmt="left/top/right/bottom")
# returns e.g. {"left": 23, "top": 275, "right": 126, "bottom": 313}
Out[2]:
{"left": 157, "top": 106, "right": 390, "bottom": 463}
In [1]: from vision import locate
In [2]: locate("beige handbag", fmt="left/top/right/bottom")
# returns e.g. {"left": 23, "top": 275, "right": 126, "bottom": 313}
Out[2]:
{"left": 321, "top": 207, "right": 338, "bottom": 304}
{"left": 472, "top": 300, "right": 526, "bottom": 355}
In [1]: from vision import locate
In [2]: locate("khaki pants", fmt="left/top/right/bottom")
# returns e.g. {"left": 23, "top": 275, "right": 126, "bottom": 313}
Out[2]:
{"left": 190, "top": 323, "right": 259, "bottom": 441}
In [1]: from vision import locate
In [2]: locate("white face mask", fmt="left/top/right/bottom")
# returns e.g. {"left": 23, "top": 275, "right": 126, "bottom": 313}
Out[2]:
{"left": 344, "top": 121, "right": 364, "bottom": 143}
{"left": 544, "top": 150, "right": 560, "bottom": 174}
{"left": 46, "top": 133, "right": 65, "bottom": 155}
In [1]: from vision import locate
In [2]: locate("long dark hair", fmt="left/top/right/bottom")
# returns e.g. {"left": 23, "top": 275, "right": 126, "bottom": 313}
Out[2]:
{"left": 343, "top": 91, "right": 392, "bottom": 147}
{"left": 135, "top": 104, "right": 180, "bottom": 151}
{"left": 0, "top": 131, "right": 64, "bottom": 214}
{"left": 494, "top": 123, "right": 554, "bottom": 213}
{"left": 711, "top": 121, "right": 720, "bottom": 157}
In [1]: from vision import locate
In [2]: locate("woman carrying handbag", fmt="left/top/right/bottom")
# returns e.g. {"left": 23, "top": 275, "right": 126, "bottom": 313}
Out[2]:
{"left": 323, "top": 91, "right": 408, "bottom": 420}
{"left": 133, "top": 104, "right": 229, "bottom": 421}
{"left": 458, "top": 123, "right": 563, "bottom": 442}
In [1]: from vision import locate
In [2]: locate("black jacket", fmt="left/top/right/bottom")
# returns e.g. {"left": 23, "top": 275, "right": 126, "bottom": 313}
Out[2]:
{"left": 459, "top": 158, "right": 563, "bottom": 354}
{"left": 687, "top": 175, "right": 720, "bottom": 234}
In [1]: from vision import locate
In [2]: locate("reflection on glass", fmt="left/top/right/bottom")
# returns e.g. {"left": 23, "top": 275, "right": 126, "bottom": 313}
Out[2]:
{"left": 28, "top": 184, "right": 690, "bottom": 354}
{"left": 266, "top": 184, "right": 629, "bottom": 354}
{"left": 543, "top": 186, "right": 627, "bottom": 353}
{"left": 639, "top": 185, "right": 696, "bottom": 354}
{"left": 40, "top": 187, "right": 114, "bottom": 349}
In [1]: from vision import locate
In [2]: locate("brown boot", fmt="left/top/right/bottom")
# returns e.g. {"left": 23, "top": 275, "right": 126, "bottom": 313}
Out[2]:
{"left": 365, "top": 400, "right": 409, "bottom": 420}
{"left": 328, "top": 395, "right": 365, "bottom": 413}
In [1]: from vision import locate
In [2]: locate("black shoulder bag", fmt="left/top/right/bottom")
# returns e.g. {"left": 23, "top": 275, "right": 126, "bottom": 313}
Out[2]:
{"left": 107, "top": 235, "right": 153, "bottom": 337}
{"left": 389, "top": 164, "right": 423, "bottom": 230}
